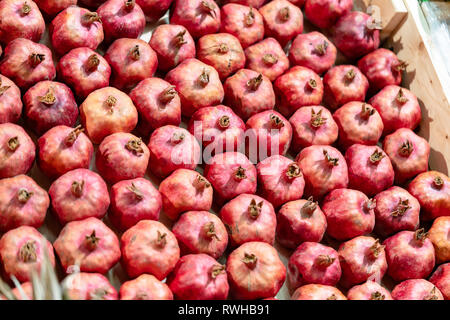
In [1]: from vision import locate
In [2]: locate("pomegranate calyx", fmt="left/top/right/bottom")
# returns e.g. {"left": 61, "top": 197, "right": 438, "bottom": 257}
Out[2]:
{"left": 194, "top": 175, "right": 211, "bottom": 190}
{"left": 307, "top": 79, "right": 317, "bottom": 90}
{"left": 203, "top": 221, "right": 220, "bottom": 241}
{"left": 314, "top": 41, "right": 328, "bottom": 56}
{"left": 218, "top": 115, "right": 230, "bottom": 129}
{"left": 18, "top": 189, "right": 33, "bottom": 203}
{"left": 327, "top": 294, "right": 337, "bottom": 300}
{"left": 124, "top": 0, "right": 135, "bottom": 11}
{"left": 234, "top": 166, "right": 247, "bottom": 180}
{"left": 65, "top": 125, "right": 84, "bottom": 146}
{"left": 248, "top": 198, "right": 263, "bottom": 219}
{"left": 0, "top": 84, "right": 11, "bottom": 96}
{"left": 71, "top": 180, "right": 85, "bottom": 198}
{"left": 310, "top": 109, "right": 327, "bottom": 128}
{"left": 90, "top": 288, "right": 109, "bottom": 300}
{"left": 360, "top": 103, "right": 375, "bottom": 120}
{"left": 159, "top": 86, "right": 177, "bottom": 104}
{"left": 393, "top": 60, "right": 408, "bottom": 72}
{"left": 286, "top": 162, "right": 301, "bottom": 178}
{"left": 371, "top": 291, "right": 385, "bottom": 300}
{"left": 433, "top": 176, "right": 444, "bottom": 189}
{"left": 270, "top": 113, "right": 284, "bottom": 128}
{"left": 85, "top": 54, "right": 100, "bottom": 72}
{"left": 247, "top": 74, "right": 263, "bottom": 91}
{"left": 211, "top": 264, "right": 225, "bottom": 279}
{"left": 129, "top": 45, "right": 140, "bottom": 61}
{"left": 364, "top": 198, "right": 376, "bottom": 211}
{"left": 396, "top": 88, "right": 409, "bottom": 104}
{"left": 345, "top": 69, "right": 356, "bottom": 82}
{"left": 82, "top": 12, "right": 101, "bottom": 25}
{"left": 242, "top": 252, "right": 257, "bottom": 269}
{"left": 156, "top": 230, "right": 167, "bottom": 247}
{"left": 174, "top": 30, "right": 187, "bottom": 47}
{"left": 391, "top": 198, "right": 411, "bottom": 217}
{"left": 201, "top": 1, "right": 216, "bottom": 18}
{"left": 414, "top": 228, "right": 428, "bottom": 244}
{"left": 105, "top": 96, "right": 117, "bottom": 113}
{"left": 19, "top": 241, "right": 37, "bottom": 263}
{"left": 369, "top": 239, "right": 385, "bottom": 258}
{"left": 171, "top": 132, "right": 185, "bottom": 144}
{"left": 21, "top": 2, "right": 31, "bottom": 15}
{"left": 29, "top": 53, "right": 45, "bottom": 67}
{"left": 423, "top": 287, "right": 439, "bottom": 300}
{"left": 263, "top": 53, "right": 278, "bottom": 65}
{"left": 38, "top": 86, "right": 57, "bottom": 105}
{"left": 398, "top": 140, "right": 413, "bottom": 157}
{"left": 323, "top": 150, "right": 339, "bottom": 166}
{"left": 7, "top": 136, "right": 20, "bottom": 151}
{"left": 218, "top": 43, "right": 229, "bottom": 54}
{"left": 279, "top": 6, "right": 290, "bottom": 22}
{"left": 125, "top": 137, "right": 144, "bottom": 156}
{"left": 316, "top": 254, "right": 335, "bottom": 267}
{"left": 85, "top": 230, "right": 100, "bottom": 251}
{"left": 127, "top": 183, "right": 144, "bottom": 201}
{"left": 302, "top": 196, "right": 318, "bottom": 214}
{"left": 198, "top": 69, "right": 210, "bottom": 87}
{"left": 244, "top": 7, "right": 255, "bottom": 26}
{"left": 369, "top": 149, "right": 385, "bottom": 164}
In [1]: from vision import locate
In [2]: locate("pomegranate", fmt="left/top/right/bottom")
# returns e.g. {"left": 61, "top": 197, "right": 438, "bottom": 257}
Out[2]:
{"left": 226, "top": 241, "right": 286, "bottom": 300}
{"left": 1, "top": 281, "right": 33, "bottom": 300}
{"left": 392, "top": 279, "right": 443, "bottom": 300}
{"left": 120, "top": 274, "right": 173, "bottom": 300}
{"left": 63, "top": 272, "right": 118, "bottom": 300}
{"left": 428, "top": 217, "right": 450, "bottom": 263}
{"left": 347, "top": 280, "right": 393, "bottom": 300}
{"left": 49, "top": 6, "right": 104, "bottom": 56}
{"left": 79, "top": 0, "right": 106, "bottom": 9}
{"left": 383, "top": 128, "right": 430, "bottom": 184}
{"left": 38, "top": 125, "right": 94, "bottom": 179}
{"left": 0, "top": 74, "right": 22, "bottom": 124}
{"left": 383, "top": 229, "right": 435, "bottom": 281}
{"left": 34, "top": 0, "right": 76, "bottom": 17}
{"left": 288, "top": 0, "right": 305, "bottom": 7}
{"left": 167, "top": 254, "right": 229, "bottom": 300}
{"left": 304, "top": 0, "right": 352, "bottom": 29}
{"left": 291, "top": 284, "right": 346, "bottom": 300}
{"left": 224, "top": 0, "right": 267, "bottom": 8}
{"left": 0, "top": 226, "right": 55, "bottom": 283}
{"left": 135, "top": 0, "right": 172, "bottom": 22}
{"left": 0, "top": 175, "right": 48, "bottom": 232}
{"left": 121, "top": 220, "right": 180, "bottom": 280}
{"left": 429, "top": 263, "right": 450, "bottom": 300}
{"left": 49, "top": 168, "right": 110, "bottom": 225}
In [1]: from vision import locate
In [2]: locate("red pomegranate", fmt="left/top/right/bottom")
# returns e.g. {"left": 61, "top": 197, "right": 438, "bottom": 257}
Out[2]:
{"left": 120, "top": 274, "right": 173, "bottom": 300}
{"left": 304, "top": 0, "right": 352, "bottom": 29}
{"left": 429, "top": 263, "right": 450, "bottom": 300}
{"left": 347, "top": 280, "right": 393, "bottom": 300}
{"left": 135, "top": 0, "right": 172, "bottom": 22}
{"left": 62, "top": 272, "right": 118, "bottom": 300}
{"left": 34, "top": 0, "right": 76, "bottom": 17}
{"left": 78, "top": 0, "right": 106, "bottom": 9}
{"left": 224, "top": 0, "right": 267, "bottom": 8}
{"left": 392, "top": 279, "right": 443, "bottom": 300}
{"left": 428, "top": 217, "right": 450, "bottom": 263}
{"left": 0, "top": 74, "right": 22, "bottom": 124}
{"left": 291, "top": 284, "right": 346, "bottom": 300}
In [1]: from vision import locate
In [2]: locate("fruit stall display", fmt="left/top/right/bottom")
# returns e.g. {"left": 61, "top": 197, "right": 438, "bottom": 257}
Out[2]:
{"left": 0, "top": 0, "right": 449, "bottom": 301}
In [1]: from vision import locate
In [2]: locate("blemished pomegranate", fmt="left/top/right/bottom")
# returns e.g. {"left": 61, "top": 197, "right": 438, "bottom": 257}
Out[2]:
{"left": 63, "top": 272, "right": 118, "bottom": 300}
{"left": 149, "top": 24, "right": 196, "bottom": 72}
{"left": 220, "top": 4, "right": 265, "bottom": 49}
{"left": 0, "top": 74, "right": 22, "bottom": 124}
{"left": 391, "top": 279, "right": 444, "bottom": 300}
{"left": 38, "top": 125, "right": 94, "bottom": 179}
{"left": 49, "top": 168, "right": 110, "bottom": 224}
{"left": 289, "top": 106, "right": 338, "bottom": 150}
{"left": 333, "top": 11, "right": 380, "bottom": 60}
{"left": 159, "top": 169, "right": 213, "bottom": 221}
{"left": 220, "top": 194, "right": 276, "bottom": 247}
{"left": 0, "top": 38, "right": 56, "bottom": 90}
{"left": 120, "top": 274, "right": 173, "bottom": 300}
{"left": 170, "top": 0, "right": 221, "bottom": 39}
{"left": 54, "top": 217, "right": 121, "bottom": 274}
{"left": 244, "top": 37, "right": 290, "bottom": 81}
{"left": 104, "top": 38, "right": 158, "bottom": 92}
{"left": 110, "top": 178, "right": 162, "bottom": 231}
{"left": 23, "top": 81, "right": 78, "bottom": 136}
{"left": 204, "top": 152, "right": 257, "bottom": 204}
{"left": 429, "top": 263, "right": 450, "bottom": 300}
{"left": 224, "top": 0, "right": 267, "bottom": 8}
{"left": 136, "top": 0, "right": 172, "bottom": 23}
{"left": 96, "top": 132, "right": 150, "bottom": 184}
{"left": 0, "top": 175, "right": 48, "bottom": 232}
{"left": 121, "top": 220, "right": 180, "bottom": 280}
{"left": 408, "top": 171, "right": 450, "bottom": 221}
{"left": 0, "top": 226, "right": 55, "bottom": 283}
{"left": 0, "top": 123, "right": 35, "bottom": 179}
{"left": 256, "top": 155, "right": 305, "bottom": 208}
{"left": 226, "top": 241, "right": 286, "bottom": 300}
{"left": 167, "top": 254, "right": 229, "bottom": 300}
{"left": 369, "top": 85, "right": 422, "bottom": 135}
{"left": 0, "top": 0, "right": 45, "bottom": 44}
{"left": 295, "top": 145, "right": 348, "bottom": 199}
{"left": 79, "top": 86, "right": 138, "bottom": 144}
{"left": 323, "top": 65, "right": 369, "bottom": 110}
{"left": 304, "top": 0, "right": 352, "bottom": 29}
{"left": 289, "top": 32, "right": 337, "bottom": 75}
{"left": 274, "top": 66, "right": 323, "bottom": 117}
{"left": 165, "top": 58, "right": 224, "bottom": 117}
{"left": 147, "top": 125, "right": 201, "bottom": 178}
{"left": 49, "top": 6, "right": 104, "bottom": 56}
{"left": 259, "top": 0, "right": 303, "bottom": 47}
{"left": 322, "top": 188, "right": 375, "bottom": 241}
{"left": 383, "top": 229, "right": 435, "bottom": 281}
{"left": 347, "top": 280, "right": 393, "bottom": 300}
{"left": 291, "top": 284, "right": 346, "bottom": 300}
{"left": 428, "top": 217, "right": 450, "bottom": 263}
{"left": 34, "top": 0, "right": 76, "bottom": 17}
{"left": 374, "top": 186, "right": 420, "bottom": 237}
{"left": 57, "top": 47, "right": 111, "bottom": 100}
{"left": 197, "top": 33, "right": 246, "bottom": 80}
{"left": 276, "top": 198, "right": 326, "bottom": 249}
{"left": 383, "top": 128, "right": 430, "bottom": 184}
{"left": 287, "top": 242, "right": 341, "bottom": 291}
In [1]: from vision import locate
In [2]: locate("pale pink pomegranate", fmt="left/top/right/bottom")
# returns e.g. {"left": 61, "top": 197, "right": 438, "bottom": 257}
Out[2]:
{"left": 292, "top": 284, "right": 346, "bottom": 300}
{"left": 428, "top": 217, "right": 450, "bottom": 263}
{"left": 429, "top": 263, "right": 450, "bottom": 300}
{"left": 0, "top": 74, "right": 22, "bottom": 124}
{"left": 392, "top": 279, "right": 443, "bottom": 300}
{"left": 34, "top": 0, "right": 76, "bottom": 17}
{"left": 304, "top": 0, "right": 352, "bottom": 29}
{"left": 136, "top": 0, "right": 172, "bottom": 22}
{"left": 63, "top": 272, "right": 118, "bottom": 300}
{"left": 224, "top": 0, "right": 267, "bottom": 8}
{"left": 347, "top": 281, "right": 393, "bottom": 300}
{"left": 120, "top": 274, "right": 173, "bottom": 300}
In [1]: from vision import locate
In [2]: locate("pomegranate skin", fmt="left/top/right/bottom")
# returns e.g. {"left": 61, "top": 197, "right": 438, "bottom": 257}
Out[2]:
{"left": 288, "top": 242, "right": 341, "bottom": 291}
{"left": 49, "top": 168, "right": 110, "bottom": 224}
{"left": 0, "top": 226, "right": 55, "bottom": 283}
{"left": 323, "top": 65, "right": 369, "bottom": 110}
{"left": 295, "top": 145, "right": 348, "bottom": 199}
{"left": 304, "top": 0, "right": 352, "bottom": 30}
{"left": 63, "top": 272, "right": 118, "bottom": 300}
{"left": 383, "top": 229, "right": 435, "bottom": 281}
{"left": 333, "top": 11, "right": 380, "bottom": 60}
{"left": 79, "top": 87, "right": 138, "bottom": 144}
{"left": 23, "top": 81, "right": 78, "bottom": 136}
{"left": 220, "top": 194, "right": 276, "bottom": 247}
{"left": 79, "top": 0, "right": 106, "bottom": 9}
{"left": 170, "top": 0, "right": 221, "bottom": 39}
{"left": 159, "top": 169, "right": 213, "bottom": 221}
{"left": 120, "top": 274, "right": 173, "bottom": 300}
{"left": 428, "top": 217, "right": 450, "bottom": 263}
{"left": 96, "top": 132, "right": 150, "bottom": 184}
{"left": 227, "top": 241, "right": 286, "bottom": 300}
{"left": 429, "top": 263, "right": 450, "bottom": 300}
{"left": 165, "top": 58, "right": 224, "bottom": 117}
{"left": 220, "top": 4, "right": 265, "bottom": 49}
{"left": 274, "top": 66, "right": 323, "bottom": 117}
{"left": 292, "top": 284, "right": 346, "bottom": 300}
{"left": 347, "top": 281, "right": 393, "bottom": 300}
{"left": 383, "top": 128, "right": 430, "bottom": 184}
{"left": 0, "top": 175, "right": 48, "bottom": 232}
{"left": 38, "top": 125, "right": 94, "bottom": 179}
{"left": 121, "top": 220, "right": 180, "bottom": 280}
{"left": 259, "top": 0, "right": 303, "bottom": 48}
{"left": 276, "top": 199, "right": 326, "bottom": 249}
{"left": 172, "top": 211, "right": 228, "bottom": 259}
{"left": 369, "top": 85, "right": 422, "bottom": 135}
{"left": 224, "top": 69, "right": 275, "bottom": 121}
{"left": 34, "top": 0, "right": 77, "bottom": 17}
{"left": 0, "top": 123, "right": 35, "bottom": 179}
{"left": 149, "top": 24, "right": 196, "bottom": 72}
{"left": 0, "top": 0, "right": 45, "bottom": 44}
{"left": 54, "top": 217, "right": 120, "bottom": 274}
{"left": 374, "top": 186, "right": 420, "bottom": 237}
{"left": 322, "top": 188, "right": 375, "bottom": 241}
{"left": 110, "top": 178, "right": 162, "bottom": 231}
{"left": 147, "top": 125, "right": 201, "bottom": 178}
{"left": 289, "top": 105, "right": 338, "bottom": 150}
{"left": 256, "top": 155, "right": 305, "bottom": 208}
{"left": 224, "top": 0, "right": 267, "bottom": 8}
{"left": 136, "top": 0, "right": 172, "bottom": 23}
{"left": 204, "top": 152, "right": 257, "bottom": 204}
{"left": 57, "top": 47, "right": 111, "bottom": 100}
{"left": 167, "top": 254, "right": 229, "bottom": 300}
{"left": 0, "top": 38, "right": 56, "bottom": 90}
{"left": 244, "top": 37, "right": 289, "bottom": 81}
{"left": 0, "top": 74, "right": 22, "bottom": 124}
{"left": 392, "top": 279, "right": 443, "bottom": 300}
